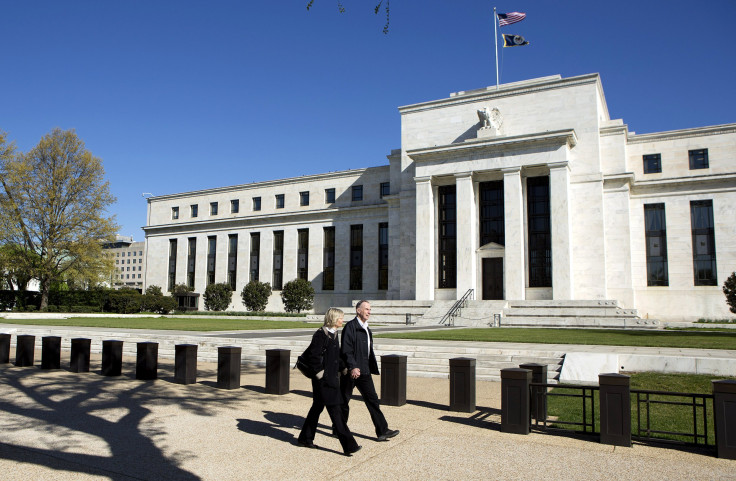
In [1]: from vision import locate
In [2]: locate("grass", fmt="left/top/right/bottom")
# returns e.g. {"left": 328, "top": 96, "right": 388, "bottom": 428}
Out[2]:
{"left": 546, "top": 372, "right": 736, "bottom": 445}
{"left": 376, "top": 327, "right": 736, "bottom": 350}
{"left": 0, "top": 317, "right": 321, "bottom": 331}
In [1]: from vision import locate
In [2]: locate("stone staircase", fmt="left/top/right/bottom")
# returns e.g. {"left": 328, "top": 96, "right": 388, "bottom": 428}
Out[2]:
{"left": 501, "top": 300, "right": 660, "bottom": 329}
{"left": 416, "top": 300, "right": 507, "bottom": 326}
{"left": 336, "top": 300, "right": 434, "bottom": 324}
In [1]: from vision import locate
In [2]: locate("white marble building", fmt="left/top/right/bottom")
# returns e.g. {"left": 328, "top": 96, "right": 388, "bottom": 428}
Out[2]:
{"left": 143, "top": 73, "right": 736, "bottom": 320}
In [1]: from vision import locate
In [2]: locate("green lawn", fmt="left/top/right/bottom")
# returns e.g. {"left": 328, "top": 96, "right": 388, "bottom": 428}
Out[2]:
{"left": 0, "top": 317, "right": 321, "bottom": 331}
{"left": 377, "top": 327, "right": 736, "bottom": 350}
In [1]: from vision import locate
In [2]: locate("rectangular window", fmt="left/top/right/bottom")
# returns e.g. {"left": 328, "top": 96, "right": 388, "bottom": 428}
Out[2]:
{"left": 273, "top": 231, "right": 284, "bottom": 290}
{"left": 689, "top": 149, "right": 709, "bottom": 170}
{"left": 191, "top": 204, "right": 198, "bottom": 218}
{"left": 168, "top": 239, "right": 177, "bottom": 291}
{"left": 207, "top": 236, "right": 216, "bottom": 285}
{"left": 231, "top": 199, "right": 239, "bottom": 213}
{"left": 228, "top": 234, "right": 238, "bottom": 291}
{"left": 325, "top": 188, "right": 336, "bottom": 204}
{"left": 378, "top": 222, "right": 388, "bottom": 290}
{"left": 350, "top": 225, "right": 363, "bottom": 290}
{"left": 187, "top": 237, "right": 196, "bottom": 289}
{"left": 300, "top": 191, "right": 309, "bottom": 206}
{"left": 380, "top": 182, "right": 390, "bottom": 198}
{"left": 253, "top": 197, "right": 261, "bottom": 211}
{"left": 527, "top": 176, "right": 551, "bottom": 287}
{"left": 210, "top": 202, "right": 218, "bottom": 215}
{"left": 690, "top": 200, "right": 717, "bottom": 285}
{"left": 438, "top": 185, "right": 457, "bottom": 289}
{"left": 351, "top": 185, "right": 363, "bottom": 202}
{"left": 250, "top": 233, "right": 260, "bottom": 282}
{"left": 298, "top": 229, "right": 309, "bottom": 280}
{"left": 139, "top": 251, "right": 143, "bottom": 256}
{"left": 172, "top": 207, "right": 179, "bottom": 220}
{"left": 479, "top": 180, "right": 505, "bottom": 246}
{"left": 644, "top": 203, "right": 669, "bottom": 286}
{"left": 323, "top": 227, "right": 335, "bottom": 290}
{"left": 275, "top": 194, "right": 285, "bottom": 209}
{"left": 643, "top": 154, "right": 662, "bottom": 174}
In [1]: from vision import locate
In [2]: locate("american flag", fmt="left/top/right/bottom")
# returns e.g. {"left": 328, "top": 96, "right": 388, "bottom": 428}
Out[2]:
{"left": 497, "top": 11, "right": 526, "bottom": 27}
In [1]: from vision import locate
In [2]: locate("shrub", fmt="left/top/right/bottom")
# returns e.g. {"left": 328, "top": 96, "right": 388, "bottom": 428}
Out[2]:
{"left": 142, "top": 295, "right": 177, "bottom": 314}
{"left": 107, "top": 289, "right": 142, "bottom": 314}
{"left": 172, "top": 283, "right": 193, "bottom": 295}
{"left": 241, "top": 281, "right": 271, "bottom": 312}
{"left": 724, "top": 271, "right": 736, "bottom": 314}
{"left": 203, "top": 283, "right": 233, "bottom": 311}
{"left": 145, "top": 285, "right": 163, "bottom": 297}
{"left": 281, "top": 278, "right": 315, "bottom": 313}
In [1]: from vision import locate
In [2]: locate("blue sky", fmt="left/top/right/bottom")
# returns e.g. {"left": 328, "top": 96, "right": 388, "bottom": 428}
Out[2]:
{"left": 2, "top": 0, "right": 735, "bottom": 239}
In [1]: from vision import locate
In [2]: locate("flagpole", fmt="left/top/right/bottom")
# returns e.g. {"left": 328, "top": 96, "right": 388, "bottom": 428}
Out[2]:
{"left": 493, "top": 6, "right": 499, "bottom": 89}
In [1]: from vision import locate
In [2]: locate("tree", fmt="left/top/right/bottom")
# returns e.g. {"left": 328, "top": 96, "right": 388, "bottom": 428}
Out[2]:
{"left": 203, "top": 282, "right": 233, "bottom": 311}
{"left": 306, "top": 0, "right": 390, "bottom": 34}
{"left": 241, "top": 280, "right": 271, "bottom": 312}
{"left": 281, "top": 278, "right": 315, "bottom": 313}
{"left": 0, "top": 128, "right": 117, "bottom": 309}
{"left": 146, "top": 285, "right": 164, "bottom": 297}
{"left": 724, "top": 272, "right": 736, "bottom": 314}
{"left": 172, "top": 283, "right": 193, "bottom": 295}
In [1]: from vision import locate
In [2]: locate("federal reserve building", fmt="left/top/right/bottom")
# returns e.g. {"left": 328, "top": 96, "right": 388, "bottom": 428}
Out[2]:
{"left": 142, "top": 73, "right": 736, "bottom": 322}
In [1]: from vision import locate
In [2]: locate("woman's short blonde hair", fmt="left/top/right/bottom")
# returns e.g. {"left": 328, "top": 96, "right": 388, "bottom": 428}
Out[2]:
{"left": 323, "top": 308, "right": 344, "bottom": 328}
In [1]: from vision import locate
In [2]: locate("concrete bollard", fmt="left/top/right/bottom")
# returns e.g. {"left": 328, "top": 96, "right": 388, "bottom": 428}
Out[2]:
{"left": 217, "top": 346, "right": 241, "bottom": 389}
{"left": 713, "top": 380, "right": 736, "bottom": 460}
{"left": 70, "top": 338, "right": 91, "bottom": 372}
{"left": 449, "top": 357, "right": 476, "bottom": 412}
{"left": 599, "top": 373, "right": 631, "bottom": 447}
{"left": 501, "top": 368, "right": 531, "bottom": 434}
{"left": 15, "top": 335, "right": 35, "bottom": 367}
{"left": 519, "top": 362, "right": 548, "bottom": 421}
{"left": 102, "top": 340, "right": 123, "bottom": 376}
{"left": 41, "top": 336, "right": 62, "bottom": 369}
{"left": 265, "top": 349, "right": 290, "bottom": 394}
{"left": 136, "top": 342, "right": 159, "bottom": 380}
{"left": 175, "top": 344, "right": 198, "bottom": 385}
{"left": 0, "top": 333, "right": 10, "bottom": 364}
{"left": 380, "top": 355, "right": 407, "bottom": 406}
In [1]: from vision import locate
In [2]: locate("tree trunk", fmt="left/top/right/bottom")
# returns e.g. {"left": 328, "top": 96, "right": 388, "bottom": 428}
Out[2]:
{"left": 40, "top": 276, "right": 50, "bottom": 311}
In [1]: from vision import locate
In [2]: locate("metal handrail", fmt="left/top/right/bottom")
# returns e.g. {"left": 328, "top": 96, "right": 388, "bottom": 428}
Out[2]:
{"left": 439, "top": 288, "right": 474, "bottom": 326}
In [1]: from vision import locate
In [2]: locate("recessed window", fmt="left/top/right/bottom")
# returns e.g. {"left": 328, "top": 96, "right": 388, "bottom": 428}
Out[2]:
{"left": 352, "top": 185, "right": 363, "bottom": 202}
{"left": 253, "top": 197, "right": 261, "bottom": 211}
{"left": 300, "top": 191, "right": 309, "bottom": 206}
{"left": 275, "top": 194, "right": 285, "bottom": 209}
{"left": 191, "top": 204, "right": 198, "bottom": 217}
{"left": 380, "top": 182, "right": 390, "bottom": 198}
{"left": 325, "top": 188, "right": 336, "bottom": 204}
{"left": 231, "top": 199, "right": 239, "bottom": 213}
{"left": 210, "top": 202, "right": 218, "bottom": 215}
{"left": 171, "top": 207, "right": 179, "bottom": 219}
{"left": 643, "top": 154, "right": 661, "bottom": 174}
{"left": 690, "top": 200, "right": 717, "bottom": 285}
{"left": 689, "top": 149, "right": 709, "bottom": 170}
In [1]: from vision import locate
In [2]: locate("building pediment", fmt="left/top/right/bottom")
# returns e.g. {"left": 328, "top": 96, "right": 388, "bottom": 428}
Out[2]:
{"left": 478, "top": 241, "right": 505, "bottom": 254}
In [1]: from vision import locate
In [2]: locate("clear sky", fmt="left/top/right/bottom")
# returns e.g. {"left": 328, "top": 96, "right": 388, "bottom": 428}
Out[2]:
{"left": 2, "top": 0, "right": 735, "bottom": 240}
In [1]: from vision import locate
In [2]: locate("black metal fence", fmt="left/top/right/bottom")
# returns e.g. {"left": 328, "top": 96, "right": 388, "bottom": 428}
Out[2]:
{"left": 531, "top": 382, "right": 598, "bottom": 435}
{"left": 631, "top": 389, "right": 713, "bottom": 446}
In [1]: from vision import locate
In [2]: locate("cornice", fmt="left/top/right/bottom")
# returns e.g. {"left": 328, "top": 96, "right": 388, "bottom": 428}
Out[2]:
{"left": 627, "top": 123, "right": 736, "bottom": 145}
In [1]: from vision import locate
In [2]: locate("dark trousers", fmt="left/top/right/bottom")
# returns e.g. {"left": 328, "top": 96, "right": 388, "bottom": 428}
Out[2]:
{"left": 299, "top": 379, "right": 358, "bottom": 452}
{"left": 340, "top": 373, "right": 389, "bottom": 437}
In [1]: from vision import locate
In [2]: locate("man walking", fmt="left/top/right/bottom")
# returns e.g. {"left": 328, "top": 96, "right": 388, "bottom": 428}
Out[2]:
{"left": 339, "top": 300, "right": 399, "bottom": 441}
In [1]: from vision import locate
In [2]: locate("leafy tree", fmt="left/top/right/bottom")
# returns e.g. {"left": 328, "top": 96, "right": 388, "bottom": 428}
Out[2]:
{"left": 281, "top": 278, "right": 315, "bottom": 313}
{"left": 724, "top": 272, "right": 736, "bottom": 314}
{"left": 0, "top": 128, "right": 117, "bottom": 310}
{"left": 0, "top": 243, "right": 34, "bottom": 292}
{"left": 145, "top": 285, "right": 164, "bottom": 297}
{"left": 241, "top": 280, "right": 271, "bottom": 312}
{"left": 172, "top": 283, "right": 193, "bottom": 295}
{"left": 203, "top": 282, "right": 233, "bottom": 311}
{"left": 306, "top": 0, "right": 390, "bottom": 34}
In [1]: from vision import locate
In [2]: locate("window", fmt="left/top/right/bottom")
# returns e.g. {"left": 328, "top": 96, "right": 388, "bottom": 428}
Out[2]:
{"left": 133, "top": 259, "right": 136, "bottom": 264}
{"left": 210, "top": 202, "right": 218, "bottom": 215}
{"left": 438, "top": 185, "right": 456, "bottom": 289}
{"left": 644, "top": 204, "right": 668, "bottom": 286}
{"left": 527, "top": 176, "right": 551, "bottom": 287}
{"left": 323, "top": 227, "right": 335, "bottom": 290}
{"left": 191, "top": 204, "right": 198, "bottom": 218}
{"left": 690, "top": 200, "right": 717, "bottom": 285}
{"left": 325, "top": 188, "right": 336, "bottom": 204}
{"left": 380, "top": 182, "right": 390, "bottom": 198}
{"left": 689, "top": 149, "right": 709, "bottom": 170}
{"left": 275, "top": 194, "right": 285, "bottom": 209}
{"left": 231, "top": 199, "right": 239, "bottom": 213}
{"left": 479, "top": 181, "right": 504, "bottom": 246}
{"left": 128, "top": 252, "right": 131, "bottom": 256}
{"left": 187, "top": 237, "right": 196, "bottom": 289}
{"left": 378, "top": 223, "right": 388, "bottom": 290}
{"left": 350, "top": 225, "right": 363, "bottom": 290}
{"left": 172, "top": 207, "right": 179, "bottom": 219}
{"left": 250, "top": 233, "right": 260, "bottom": 282}
{"left": 298, "top": 229, "right": 309, "bottom": 280}
{"left": 138, "top": 274, "right": 141, "bottom": 279}
{"left": 133, "top": 251, "right": 136, "bottom": 256}
{"left": 351, "top": 185, "right": 363, "bottom": 201}
{"left": 139, "top": 251, "right": 143, "bottom": 256}
{"left": 273, "top": 231, "right": 284, "bottom": 290}
{"left": 253, "top": 197, "right": 261, "bottom": 211}
{"left": 207, "top": 236, "right": 216, "bottom": 285}
{"left": 643, "top": 154, "right": 662, "bottom": 174}
{"left": 300, "top": 191, "right": 309, "bottom": 206}
{"left": 228, "top": 234, "right": 238, "bottom": 290}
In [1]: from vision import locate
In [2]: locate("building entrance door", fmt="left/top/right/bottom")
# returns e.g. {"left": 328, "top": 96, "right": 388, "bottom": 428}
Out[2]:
{"left": 482, "top": 257, "right": 503, "bottom": 300}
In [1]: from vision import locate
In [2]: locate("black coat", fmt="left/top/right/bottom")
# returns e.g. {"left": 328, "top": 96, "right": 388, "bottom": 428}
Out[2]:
{"left": 340, "top": 317, "right": 380, "bottom": 376}
{"left": 304, "top": 327, "right": 343, "bottom": 406}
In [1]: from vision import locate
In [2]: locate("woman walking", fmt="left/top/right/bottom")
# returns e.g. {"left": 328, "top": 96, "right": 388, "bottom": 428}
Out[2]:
{"left": 297, "top": 308, "right": 361, "bottom": 456}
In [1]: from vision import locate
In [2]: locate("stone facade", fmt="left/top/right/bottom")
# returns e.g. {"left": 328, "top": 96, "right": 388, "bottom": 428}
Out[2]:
{"left": 143, "top": 73, "right": 736, "bottom": 320}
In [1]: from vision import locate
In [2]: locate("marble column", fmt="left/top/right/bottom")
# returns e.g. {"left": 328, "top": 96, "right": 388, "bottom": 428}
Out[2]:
{"left": 415, "top": 177, "right": 434, "bottom": 300}
{"left": 549, "top": 163, "right": 574, "bottom": 299}
{"left": 503, "top": 168, "right": 525, "bottom": 300}
{"left": 455, "top": 173, "right": 476, "bottom": 298}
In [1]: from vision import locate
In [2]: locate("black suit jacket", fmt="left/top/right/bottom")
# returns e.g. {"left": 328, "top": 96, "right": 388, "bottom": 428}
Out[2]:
{"left": 340, "top": 317, "right": 379, "bottom": 375}
{"left": 305, "top": 327, "right": 343, "bottom": 405}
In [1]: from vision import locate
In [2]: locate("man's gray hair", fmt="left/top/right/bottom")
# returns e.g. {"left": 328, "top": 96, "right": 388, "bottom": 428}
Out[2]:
{"left": 355, "top": 300, "right": 370, "bottom": 311}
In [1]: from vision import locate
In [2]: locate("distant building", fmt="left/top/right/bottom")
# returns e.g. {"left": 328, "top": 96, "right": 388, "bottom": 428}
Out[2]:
{"left": 142, "top": 73, "right": 736, "bottom": 321}
{"left": 102, "top": 235, "right": 145, "bottom": 291}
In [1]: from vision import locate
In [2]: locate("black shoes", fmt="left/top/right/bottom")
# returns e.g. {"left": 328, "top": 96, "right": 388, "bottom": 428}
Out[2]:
{"left": 344, "top": 445, "right": 362, "bottom": 456}
{"left": 377, "top": 429, "right": 400, "bottom": 441}
{"left": 297, "top": 440, "right": 317, "bottom": 449}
